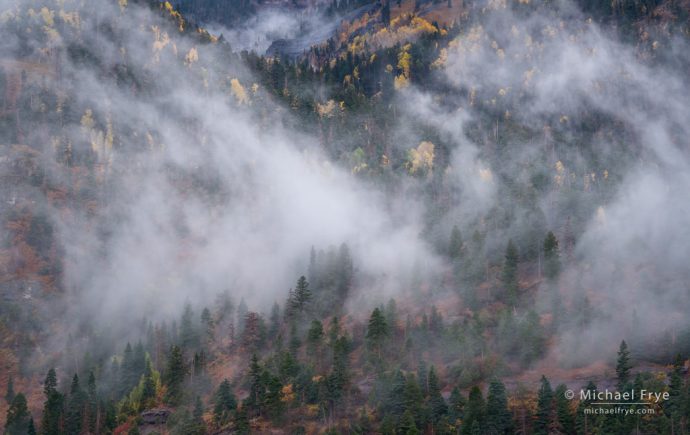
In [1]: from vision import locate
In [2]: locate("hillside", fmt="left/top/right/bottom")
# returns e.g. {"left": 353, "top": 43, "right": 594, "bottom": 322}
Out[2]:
{"left": 1, "top": 0, "right": 690, "bottom": 434}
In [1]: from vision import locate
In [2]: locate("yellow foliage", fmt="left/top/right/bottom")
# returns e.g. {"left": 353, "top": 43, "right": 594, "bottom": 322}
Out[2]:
{"left": 118, "top": 0, "right": 128, "bottom": 11}
{"left": 316, "top": 100, "right": 336, "bottom": 118}
{"left": 407, "top": 141, "right": 435, "bottom": 174}
{"left": 479, "top": 168, "right": 493, "bottom": 182}
{"left": 40, "top": 7, "right": 54, "bottom": 27}
{"left": 394, "top": 74, "right": 409, "bottom": 90}
{"left": 281, "top": 384, "right": 295, "bottom": 403}
{"left": 185, "top": 47, "right": 199, "bottom": 65}
{"left": 230, "top": 78, "right": 249, "bottom": 105}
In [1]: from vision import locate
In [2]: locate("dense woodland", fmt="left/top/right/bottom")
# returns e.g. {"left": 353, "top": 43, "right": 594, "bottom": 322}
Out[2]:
{"left": 1, "top": 0, "right": 690, "bottom": 433}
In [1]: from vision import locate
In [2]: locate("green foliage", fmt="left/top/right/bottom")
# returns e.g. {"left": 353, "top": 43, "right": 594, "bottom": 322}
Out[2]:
{"left": 213, "top": 379, "right": 237, "bottom": 424}
{"left": 616, "top": 340, "right": 632, "bottom": 389}
{"left": 543, "top": 231, "right": 561, "bottom": 281}
{"left": 486, "top": 379, "right": 511, "bottom": 434}
{"left": 534, "top": 375, "right": 554, "bottom": 435}
{"left": 502, "top": 239, "right": 519, "bottom": 306}
{"left": 164, "top": 345, "right": 188, "bottom": 405}
{"left": 5, "top": 393, "right": 31, "bottom": 435}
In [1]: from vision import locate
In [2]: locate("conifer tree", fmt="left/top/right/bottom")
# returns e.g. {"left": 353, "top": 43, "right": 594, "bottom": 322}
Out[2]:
{"left": 65, "top": 374, "right": 85, "bottom": 435}
{"left": 448, "top": 386, "right": 465, "bottom": 425}
{"left": 291, "top": 276, "right": 312, "bottom": 314}
{"left": 534, "top": 375, "right": 554, "bottom": 435}
{"left": 486, "top": 378, "right": 512, "bottom": 434}
{"left": 555, "top": 384, "right": 576, "bottom": 435}
{"left": 164, "top": 345, "right": 187, "bottom": 405}
{"left": 616, "top": 340, "right": 632, "bottom": 389}
{"left": 543, "top": 231, "right": 561, "bottom": 280}
{"left": 502, "top": 239, "right": 519, "bottom": 305}
{"left": 40, "top": 368, "right": 63, "bottom": 435}
{"left": 428, "top": 366, "right": 448, "bottom": 425}
{"left": 366, "top": 307, "right": 388, "bottom": 359}
{"left": 399, "top": 409, "right": 420, "bottom": 435}
{"left": 462, "top": 386, "right": 485, "bottom": 435}
{"left": 449, "top": 225, "right": 464, "bottom": 261}
{"left": 214, "top": 379, "right": 237, "bottom": 424}
{"left": 5, "top": 375, "right": 14, "bottom": 404}
{"left": 5, "top": 392, "right": 31, "bottom": 435}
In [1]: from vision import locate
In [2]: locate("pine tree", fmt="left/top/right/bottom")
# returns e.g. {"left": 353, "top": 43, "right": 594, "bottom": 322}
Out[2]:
{"left": 27, "top": 417, "right": 37, "bottom": 435}
{"left": 65, "top": 374, "right": 85, "bottom": 435}
{"left": 5, "top": 375, "right": 15, "bottom": 404}
{"left": 246, "top": 354, "right": 264, "bottom": 414}
{"left": 575, "top": 381, "right": 597, "bottom": 435}
{"left": 448, "top": 386, "right": 465, "bottom": 425}
{"left": 486, "top": 379, "right": 512, "bottom": 434}
{"left": 40, "top": 368, "right": 63, "bottom": 435}
{"left": 555, "top": 384, "right": 576, "bottom": 435}
{"left": 180, "top": 303, "right": 200, "bottom": 349}
{"left": 366, "top": 307, "right": 388, "bottom": 359}
{"left": 534, "top": 375, "right": 554, "bottom": 435}
{"left": 462, "top": 386, "right": 485, "bottom": 435}
{"left": 543, "top": 231, "right": 561, "bottom": 281}
{"left": 292, "top": 276, "right": 312, "bottom": 313}
{"left": 201, "top": 307, "right": 214, "bottom": 343}
{"left": 164, "top": 345, "right": 187, "bottom": 405}
{"left": 5, "top": 392, "right": 31, "bottom": 435}
{"left": 502, "top": 239, "right": 519, "bottom": 305}
{"left": 616, "top": 340, "right": 632, "bottom": 389}
{"left": 269, "top": 302, "right": 281, "bottom": 338}
{"left": 399, "top": 409, "right": 420, "bottom": 435}
{"left": 141, "top": 359, "right": 157, "bottom": 409}
{"left": 234, "top": 405, "right": 250, "bottom": 434}
{"left": 213, "top": 379, "right": 237, "bottom": 424}
{"left": 428, "top": 366, "right": 448, "bottom": 425}
{"left": 449, "top": 225, "right": 464, "bottom": 261}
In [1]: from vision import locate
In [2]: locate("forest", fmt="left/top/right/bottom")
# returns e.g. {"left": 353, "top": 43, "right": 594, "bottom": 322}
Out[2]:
{"left": 0, "top": 0, "right": 690, "bottom": 433}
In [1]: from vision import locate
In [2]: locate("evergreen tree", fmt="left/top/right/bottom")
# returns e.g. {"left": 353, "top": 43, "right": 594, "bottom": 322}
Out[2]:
{"left": 366, "top": 307, "right": 388, "bottom": 359}
{"left": 449, "top": 225, "right": 464, "bottom": 261}
{"left": 213, "top": 379, "right": 237, "bottom": 424}
{"left": 428, "top": 366, "right": 448, "bottom": 425}
{"left": 5, "top": 375, "right": 14, "bottom": 404}
{"left": 269, "top": 302, "right": 281, "bottom": 339}
{"left": 164, "top": 345, "right": 187, "bottom": 405}
{"left": 486, "top": 379, "right": 512, "bottom": 434}
{"left": 448, "top": 386, "right": 465, "bottom": 425}
{"left": 246, "top": 354, "right": 264, "bottom": 414}
{"left": 462, "top": 386, "right": 485, "bottom": 435}
{"left": 292, "top": 276, "right": 312, "bottom": 313}
{"left": 502, "top": 239, "right": 519, "bottom": 305}
{"left": 180, "top": 303, "right": 200, "bottom": 349}
{"left": 399, "top": 409, "right": 420, "bottom": 435}
{"left": 27, "top": 418, "right": 37, "bottom": 435}
{"left": 616, "top": 340, "right": 632, "bottom": 389}
{"left": 201, "top": 307, "right": 214, "bottom": 343}
{"left": 234, "top": 405, "right": 250, "bottom": 434}
{"left": 543, "top": 231, "right": 561, "bottom": 280}
{"left": 140, "top": 359, "right": 157, "bottom": 409}
{"left": 575, "top": 381, "right": 597, "bottom": 435}
{"left": 40, "top": 368, "right": 63, "bottom": 435}
{"left": 5, "top": 393, "right": 31, "bottom": 435}
{"left": 555, "top": 384, "right": 576, "bottom": 435}
{"left": 534, "top": 375, "right": 554, "bottom": 435}
{"left": 65, "top": 374, "right": 85, "bottom": 435}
